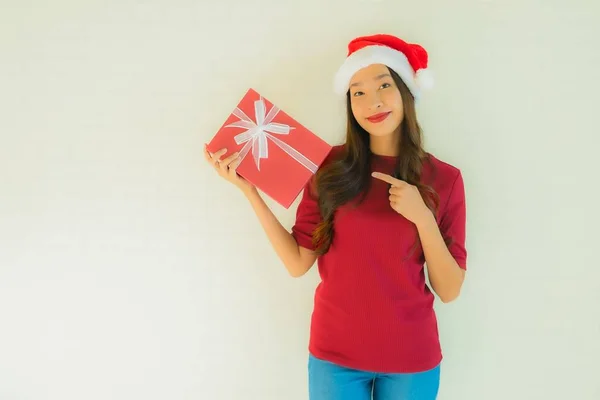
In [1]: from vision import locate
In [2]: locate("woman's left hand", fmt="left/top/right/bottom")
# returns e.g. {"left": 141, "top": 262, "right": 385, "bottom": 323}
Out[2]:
{"left": 372, "top": 172, "right": 434, "bottom": 226}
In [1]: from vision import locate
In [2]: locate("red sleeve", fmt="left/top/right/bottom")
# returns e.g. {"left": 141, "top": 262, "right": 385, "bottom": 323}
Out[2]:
{"left": 291, "top": 176, "right": 321, "bottom": 251}
{"left": 439, "top": 170, "right": 468, "bottom": 270}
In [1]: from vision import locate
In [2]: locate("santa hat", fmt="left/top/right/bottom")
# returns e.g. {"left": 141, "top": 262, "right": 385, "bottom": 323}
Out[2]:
{"left": 333, "top": 33, "right": 434, "bottom": 100}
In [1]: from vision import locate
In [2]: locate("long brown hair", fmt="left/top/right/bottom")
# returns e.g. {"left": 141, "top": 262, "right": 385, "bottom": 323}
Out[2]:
{"left": 311, "top": 67, "right": 448, "bottom": 257}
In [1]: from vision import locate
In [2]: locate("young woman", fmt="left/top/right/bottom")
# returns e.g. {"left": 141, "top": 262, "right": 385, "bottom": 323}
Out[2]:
{"left": 204, "top": 33, "right": 467, "bottom": 400}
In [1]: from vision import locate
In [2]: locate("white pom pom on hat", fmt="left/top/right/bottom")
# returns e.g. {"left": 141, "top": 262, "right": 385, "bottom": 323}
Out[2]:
{"left": 333, "top": 33, "right": 434, "bottom": 101}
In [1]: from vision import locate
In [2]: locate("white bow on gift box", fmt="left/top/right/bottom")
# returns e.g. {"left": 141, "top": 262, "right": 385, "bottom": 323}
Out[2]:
{"left": 224, "top": 97, "right": 318, "bottom": 173}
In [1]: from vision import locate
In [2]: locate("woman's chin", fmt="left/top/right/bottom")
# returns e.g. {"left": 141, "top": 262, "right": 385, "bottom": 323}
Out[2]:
{"left": 364, "top": 127, "right": 397, "bottom": 137}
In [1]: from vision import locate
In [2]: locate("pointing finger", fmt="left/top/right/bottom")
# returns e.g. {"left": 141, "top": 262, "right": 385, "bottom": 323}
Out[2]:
{"left": 371, "top": 172, "right": 403, "bottom": 186}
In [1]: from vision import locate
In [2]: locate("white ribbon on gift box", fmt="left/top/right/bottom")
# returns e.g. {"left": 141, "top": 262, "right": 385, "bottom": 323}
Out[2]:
{"left": 224, "top": 96, "right": 318, "bottom": 173}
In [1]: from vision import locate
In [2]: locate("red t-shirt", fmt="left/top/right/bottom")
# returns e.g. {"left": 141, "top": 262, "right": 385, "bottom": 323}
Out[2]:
{"left": 291, "top": 145, "right": 467, "bottom": 373}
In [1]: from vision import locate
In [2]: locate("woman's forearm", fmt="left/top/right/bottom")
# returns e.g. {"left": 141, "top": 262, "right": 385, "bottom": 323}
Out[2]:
{"left": 416, "top": 213, "right": 465, "bottom": 303}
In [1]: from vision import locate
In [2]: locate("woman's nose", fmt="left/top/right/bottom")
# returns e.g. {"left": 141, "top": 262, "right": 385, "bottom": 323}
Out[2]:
{"left": 370, "top": 99, "right": 383, "bottom": 110}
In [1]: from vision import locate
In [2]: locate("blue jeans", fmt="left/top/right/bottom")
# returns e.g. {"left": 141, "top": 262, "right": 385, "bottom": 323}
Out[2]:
{"left": 308, "top": 354, "right": 440, "bottom": 400}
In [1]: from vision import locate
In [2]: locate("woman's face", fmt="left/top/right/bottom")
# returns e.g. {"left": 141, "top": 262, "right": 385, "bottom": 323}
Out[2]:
{"left": 348, "top": 64, "right": 404, "bottom": 138}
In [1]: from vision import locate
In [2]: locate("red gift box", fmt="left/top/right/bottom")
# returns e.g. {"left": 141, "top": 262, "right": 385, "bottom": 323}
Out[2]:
{"left": 207, "top": 88, "right": 332, "bottom": 209}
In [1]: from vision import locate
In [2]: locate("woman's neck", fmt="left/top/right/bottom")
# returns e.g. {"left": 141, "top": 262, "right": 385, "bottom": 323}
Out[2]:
{"left": 369, "top": 132, "right": 400, "bottom": 157}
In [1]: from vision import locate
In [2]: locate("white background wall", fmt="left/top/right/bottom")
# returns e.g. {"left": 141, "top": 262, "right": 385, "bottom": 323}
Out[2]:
{"left": 1, "top": 0, "right": 599, "bottom": 399}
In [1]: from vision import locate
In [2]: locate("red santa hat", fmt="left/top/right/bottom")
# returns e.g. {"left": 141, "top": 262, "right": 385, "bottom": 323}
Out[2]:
{"left": 333, "top": 33, "right": 434, "bottom": 100}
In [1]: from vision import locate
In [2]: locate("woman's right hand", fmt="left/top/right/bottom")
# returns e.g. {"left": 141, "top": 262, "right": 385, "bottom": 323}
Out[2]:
{"left": 203, "top": 144, "right": 256, "bottom": 195}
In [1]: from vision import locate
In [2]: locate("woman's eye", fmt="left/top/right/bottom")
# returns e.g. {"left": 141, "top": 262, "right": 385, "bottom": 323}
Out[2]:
{"left": 353, "top": 83, "right": 389, "bottom": 96}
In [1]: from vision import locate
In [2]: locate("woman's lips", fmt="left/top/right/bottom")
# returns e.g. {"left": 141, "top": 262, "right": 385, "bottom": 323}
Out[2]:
{"left": 366, "top": 112, "right": 391, "bottom": 123}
